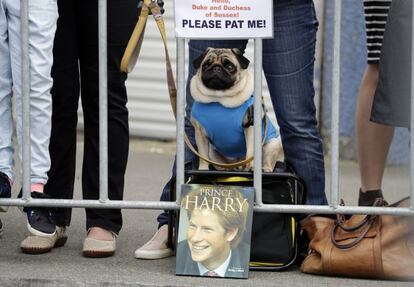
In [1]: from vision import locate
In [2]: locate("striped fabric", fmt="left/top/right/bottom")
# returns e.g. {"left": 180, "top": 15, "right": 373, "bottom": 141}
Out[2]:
{"left": 363, "top": 0, "right": 392, "bottom": 63}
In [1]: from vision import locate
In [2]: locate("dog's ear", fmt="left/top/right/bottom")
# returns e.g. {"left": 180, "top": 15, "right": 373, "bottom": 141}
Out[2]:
{"left": 193, "top": 47, "right": 213, "bottom": 69}
{"left": 231, "top": 48, "right": 250, "bottom": 69}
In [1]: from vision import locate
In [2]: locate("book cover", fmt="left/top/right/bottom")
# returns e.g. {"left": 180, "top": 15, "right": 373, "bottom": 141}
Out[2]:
{"left": 176, "top": 184, "right": 255, "bottom": 279}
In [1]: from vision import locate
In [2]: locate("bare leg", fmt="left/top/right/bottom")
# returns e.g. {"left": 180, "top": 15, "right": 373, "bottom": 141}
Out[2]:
{"left": 356, "top": 64, "right": 394, "bottom": 193}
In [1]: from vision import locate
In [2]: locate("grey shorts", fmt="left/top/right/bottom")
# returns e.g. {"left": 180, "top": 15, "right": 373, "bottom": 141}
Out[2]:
{"left": 371, "top": 0, "right": 412, "bottom": 128}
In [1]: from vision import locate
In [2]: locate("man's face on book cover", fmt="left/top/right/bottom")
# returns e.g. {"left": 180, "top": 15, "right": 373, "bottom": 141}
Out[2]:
{"left": 187, "top": 209, "right": 238, "bottom": 270}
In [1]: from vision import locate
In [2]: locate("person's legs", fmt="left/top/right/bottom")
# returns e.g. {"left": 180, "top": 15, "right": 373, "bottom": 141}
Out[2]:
{"left": 355, "top": 64, "right": 394, "bottom": 205}
{"left": 356, "top": 0, "right": 394, "bottom": 206}
{"left": 263, "top": 0, "right": 326, "bottom": 205}
{"left": 44, "top": 0, "right": 81, "bottom": 227}
{"left": 78, "top": 0, "right": 136, "bottom": 249}
{"left": 7, "top": 0, "right": 57, "bottom": 189}
{"left": 7, "top": 0, "right": 58, "bottom": 240}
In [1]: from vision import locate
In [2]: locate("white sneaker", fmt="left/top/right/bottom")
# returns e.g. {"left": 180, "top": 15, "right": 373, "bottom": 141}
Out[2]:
{"left": 134, "top": 225, "right": 174, "bottom": 259}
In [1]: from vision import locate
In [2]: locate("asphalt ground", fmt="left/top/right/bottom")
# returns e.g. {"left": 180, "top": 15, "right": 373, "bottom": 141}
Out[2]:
{"left": 0, "top": 139, "right": 412, "bottom": 287}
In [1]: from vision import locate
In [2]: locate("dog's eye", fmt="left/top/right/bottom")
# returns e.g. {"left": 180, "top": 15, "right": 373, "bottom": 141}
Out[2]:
{"left": 202, "top": 62, "right": 210, "bottom": 71}
{"left": 223, "top": 60, "right": 235, "bottom": 72}
{"left": 226, "top": 63, "right": 235, "bottom": 71}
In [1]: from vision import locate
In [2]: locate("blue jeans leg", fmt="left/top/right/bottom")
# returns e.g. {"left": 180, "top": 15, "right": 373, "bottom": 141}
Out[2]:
{"left": 263, "top": 0, "right": 326, "bottom": 205}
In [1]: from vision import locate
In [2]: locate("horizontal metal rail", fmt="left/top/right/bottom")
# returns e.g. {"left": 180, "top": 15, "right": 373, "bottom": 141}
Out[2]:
{"left": 0, "top": 198, "right": 413, "bottom": 216}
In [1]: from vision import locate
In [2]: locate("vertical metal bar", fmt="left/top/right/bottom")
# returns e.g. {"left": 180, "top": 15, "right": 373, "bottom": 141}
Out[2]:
{"left": 330, "top": 0, "right": 341, "bottom": 208}
{"left": 98, "top": 0, "right": 108, "bottom": 202}
{"left": 411, "top": 0, "right": 414, "bottom": 209}
{"left": 21, "top": 0, "right": 31, "bottom": 200}
{"left": 176, "top": 38, "right": 186, "bottom": 203}
{"left": 254, "top": 39, "right": 263, "bottom": 205}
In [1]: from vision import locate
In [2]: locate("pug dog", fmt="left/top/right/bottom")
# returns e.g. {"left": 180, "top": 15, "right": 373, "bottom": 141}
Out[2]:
{"left": 190, "top": 47, "right": 284, "bottom": 172}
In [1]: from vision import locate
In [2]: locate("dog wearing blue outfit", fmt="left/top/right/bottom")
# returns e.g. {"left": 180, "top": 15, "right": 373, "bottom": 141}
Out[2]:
{"left": 190, "top": 48, "right": 284, "bottom": 171}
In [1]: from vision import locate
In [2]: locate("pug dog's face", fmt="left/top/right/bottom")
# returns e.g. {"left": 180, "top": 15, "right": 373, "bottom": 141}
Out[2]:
{"left": 193, "top": 48, "right": 250, "bottom": 90}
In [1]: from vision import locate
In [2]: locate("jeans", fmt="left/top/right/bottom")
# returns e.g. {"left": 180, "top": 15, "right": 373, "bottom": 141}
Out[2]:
{"left": 158, "top": 0, "right": 327, "bottom": 226}
{"left": 43, "top": 0, "right": 137, "bottom": 234}
{"left": 0, "top": 0, "right": 58, "bottom": 184}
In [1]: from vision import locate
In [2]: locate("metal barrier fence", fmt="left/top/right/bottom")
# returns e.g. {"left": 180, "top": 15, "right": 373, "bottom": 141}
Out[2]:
{"left": 0, "top": 0, "right": 413, "bottom": 217}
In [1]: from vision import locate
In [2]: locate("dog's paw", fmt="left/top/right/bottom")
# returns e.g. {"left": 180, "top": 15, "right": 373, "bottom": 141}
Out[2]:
{"left": 244, "top": 162, "right": 253, "bottom": 171}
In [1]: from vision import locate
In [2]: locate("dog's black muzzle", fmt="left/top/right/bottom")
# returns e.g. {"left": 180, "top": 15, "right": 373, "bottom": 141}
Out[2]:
{"left": 202, "top": 65, "right": 235, "bottom": 90}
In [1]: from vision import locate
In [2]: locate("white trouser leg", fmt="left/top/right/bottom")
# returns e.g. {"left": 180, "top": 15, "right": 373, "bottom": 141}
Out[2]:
{"left": 5, "top": 0, "right": 58, "bottom": 184}
{"left": 0, "top": 0, "right": 15, "bottom": 182}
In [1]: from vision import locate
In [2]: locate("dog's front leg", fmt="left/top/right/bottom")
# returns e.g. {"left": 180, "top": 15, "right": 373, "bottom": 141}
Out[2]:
{"left": 244, "top": 125, "right": 254, "bottom": 171}
{"left": 191, "top": 118, "right": 210, "bottom": 170}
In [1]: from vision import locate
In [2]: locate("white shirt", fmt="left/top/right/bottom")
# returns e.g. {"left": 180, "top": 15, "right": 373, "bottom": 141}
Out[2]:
{"left": 197, "top": 250, "right": 232, "bottom": 277}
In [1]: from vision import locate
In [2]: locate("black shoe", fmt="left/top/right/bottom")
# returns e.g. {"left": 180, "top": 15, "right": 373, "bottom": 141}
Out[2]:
{"left": 25, "top": 192, "right": 56, "bottom": 237}
{"left": 358, "top": 189, "right": 384, "bottom": 206}
{"left": 0, "top": 172, "right": 11, "bottom": 198}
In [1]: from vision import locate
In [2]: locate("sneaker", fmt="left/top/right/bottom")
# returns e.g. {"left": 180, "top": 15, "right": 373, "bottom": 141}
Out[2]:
{"left": 25, "top": 192, "right": 56, "bottom": 237}
{"left": 21, "top": 226, "right": 68, "bottom": 254}
{"left": 134, "top": 225, "right": 174, "bottom": 259}
{"left": 26, "top": 208, "right": 56, "bottom": 237}
{"left": 0, "top": 172, "right": 11, "bottom": 212}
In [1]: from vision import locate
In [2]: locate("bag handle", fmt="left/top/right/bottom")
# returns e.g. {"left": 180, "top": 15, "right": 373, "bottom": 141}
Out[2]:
{"left": 120, "top": 0, "right": 269, "bottom": 169}
{"left": 330, "top": 198, "right": 385, "bottom": 249}
{"left": 335, "top": 199, "right": 371, "bottom": 232}
{"left": 331, "top": 216, "right": 377, "bottom": 249}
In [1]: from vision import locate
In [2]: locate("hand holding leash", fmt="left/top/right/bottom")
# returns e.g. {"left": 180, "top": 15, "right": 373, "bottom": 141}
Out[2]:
{"left": 137, "top": 0, "right": 165, "bottom": 15}
{"left": 138, "top": 0, "right": 165, "bottom": 15}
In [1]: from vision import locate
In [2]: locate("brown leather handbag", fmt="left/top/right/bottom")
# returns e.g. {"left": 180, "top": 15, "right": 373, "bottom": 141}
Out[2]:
{"left": 300, "top": 197, "right": 414, "bottom": 281}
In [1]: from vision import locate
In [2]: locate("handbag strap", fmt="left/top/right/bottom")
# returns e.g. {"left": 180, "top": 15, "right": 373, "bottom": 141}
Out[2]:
{"left": 335, "top": 199, "right": 371, "bottom": 232}
{"left": 120, "top": 0, "right": 268, "bottom": 169}
{"left": 331, "top": 198, "right": 385, "bottom": 249}
{"left": 331, "top": 216, "right": 377, "bottom": 249}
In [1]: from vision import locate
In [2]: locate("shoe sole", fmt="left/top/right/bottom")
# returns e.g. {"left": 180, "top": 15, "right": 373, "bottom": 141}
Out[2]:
{"left": 134, "top": 249, "right": 175, "bottom": 260}
{"left": 82, "top": 250, "right": 115, "bottom": 258}
{"left": 20, "top": 236, "right": 68, "bottom": 255}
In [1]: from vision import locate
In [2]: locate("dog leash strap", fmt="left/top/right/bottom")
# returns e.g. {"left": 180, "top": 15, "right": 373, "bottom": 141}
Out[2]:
{"left": 121, "top": 0, "right": 178, "bottom": 118}
{"left": 149, "top": 2, "right": 178, "bottom": 119}
{"left": 120, "top": 1, "right": 149, "bottom": 73}
{"left": 183, "top": 116, "right": 269, "bottom": 169}
{"left": 184, "top": 134, "right": 255, "bottom": 169}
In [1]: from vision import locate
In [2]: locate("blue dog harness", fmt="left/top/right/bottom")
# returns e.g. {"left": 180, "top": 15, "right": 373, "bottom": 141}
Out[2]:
{"left": 191, "top": 96, "right": 279, "bottom": 159}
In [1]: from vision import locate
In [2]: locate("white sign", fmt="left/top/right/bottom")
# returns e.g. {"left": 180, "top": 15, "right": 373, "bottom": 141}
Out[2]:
{"left": 175, "top": 0, "right": 273, "bottom": 39}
